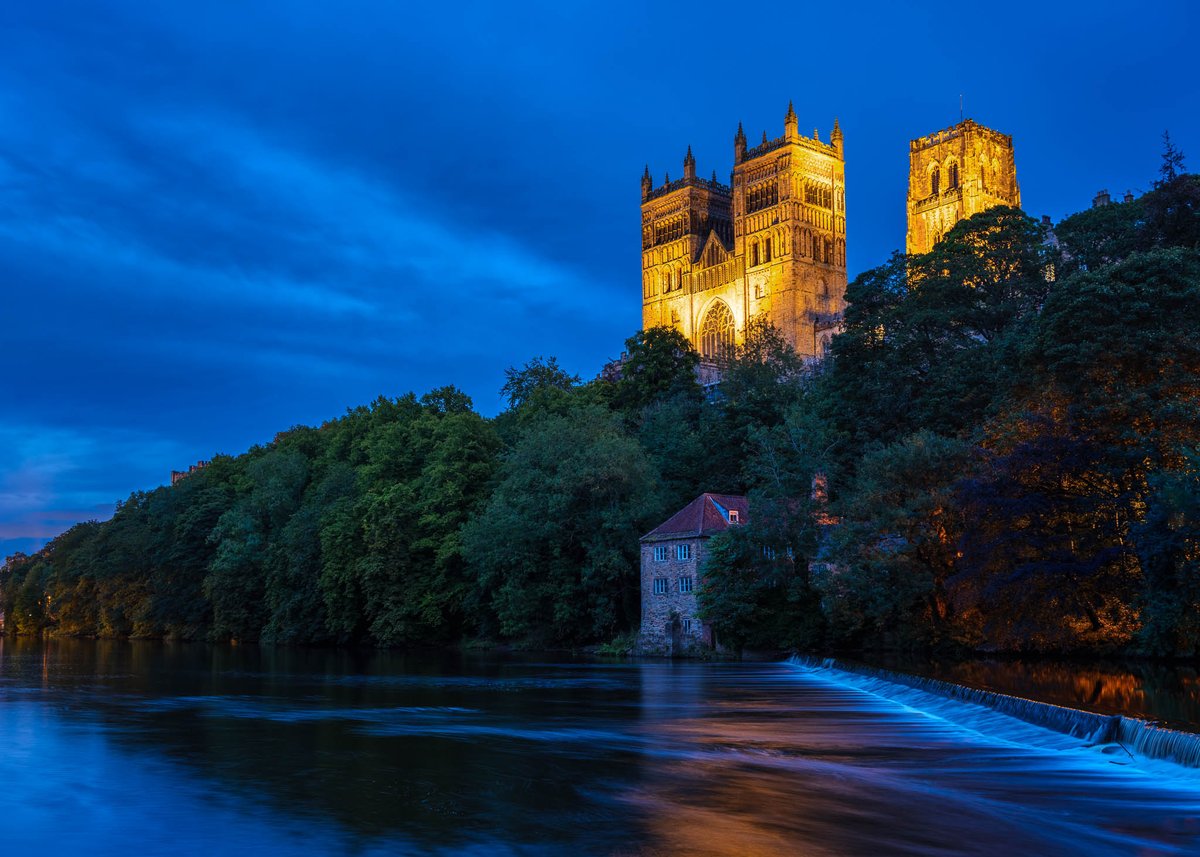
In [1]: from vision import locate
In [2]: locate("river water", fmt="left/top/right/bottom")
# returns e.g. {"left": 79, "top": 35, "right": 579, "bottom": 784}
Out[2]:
{"left": 3, "top": 639, "right": 1200, "bottom": 856}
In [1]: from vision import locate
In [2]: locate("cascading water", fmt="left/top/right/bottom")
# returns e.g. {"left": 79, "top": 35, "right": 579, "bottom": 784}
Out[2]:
{"left": 790, "top": 655, "right": 1200, "bottom": 769}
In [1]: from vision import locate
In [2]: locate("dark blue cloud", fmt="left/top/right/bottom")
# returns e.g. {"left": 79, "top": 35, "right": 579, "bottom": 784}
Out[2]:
{"left": 2, "top": 0, "right": 1198, "bottom": 551}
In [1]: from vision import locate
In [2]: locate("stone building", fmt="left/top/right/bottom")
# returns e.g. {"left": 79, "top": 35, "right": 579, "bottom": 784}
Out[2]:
{"left": 171, "top": 460, "right": 210, "bottom": 486}
{"left": 906, "top": 119, "right": 1020, "bottom": 255}
{"left": 640, "top": 103, "right": 847, "bottom": 368}
{"left": 637, "top": 493, "right": 748, "bottom": 656}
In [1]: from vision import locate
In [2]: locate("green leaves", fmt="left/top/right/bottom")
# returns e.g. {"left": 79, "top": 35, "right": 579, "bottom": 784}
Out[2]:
{"left": 462, "top": 401, "right": 662, "bottom": 645}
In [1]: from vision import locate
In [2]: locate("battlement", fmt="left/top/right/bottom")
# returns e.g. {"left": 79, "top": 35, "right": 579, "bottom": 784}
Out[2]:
{"left": 741, "top": 131, "right": 837, "bottom": 163}
{"left": 644, "top": 174, "right": 731, "bottom": 202}
{"left": 641, "top": 102, "right": 847, "bottom": 364}
{"left": 171, "top": 459, "right": 211, "bottom": 486}
{"left": 911, "top": 118, "right": 1013, "bottom": 152}
{"left": 906, "top": 118, "right": 1020, "bottom": 255}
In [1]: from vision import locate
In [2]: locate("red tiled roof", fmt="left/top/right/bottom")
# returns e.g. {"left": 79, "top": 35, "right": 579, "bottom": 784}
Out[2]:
{"left": 641, "top": 493, "right": 749, "bottom": 542}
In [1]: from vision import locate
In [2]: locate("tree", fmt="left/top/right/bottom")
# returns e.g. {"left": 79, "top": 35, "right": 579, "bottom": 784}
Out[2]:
{"left": 610, "top": 326, "right": 701, "bottom": 418}
{"left": 1134, "top": 449, "right": 1200, "bottom": 656}
{"left": 698, "top": 522, "right": 824, "bottom": 651}
{"left": 501, "top": 356, "right": 580, "bottom": 410}
{"left": 1158, "top": 131, "right": 1186, "bottom": 186}
{"left": 820, "top": 432, "right": 973, "bottom": 648}
{"left": 1145, "top": 134, "right": 1199, "bottom": 250}
{"left": 1054, "top": 195, "right": 1148, "bottom": 273}
{"left": 818, "top": 207, "right": 1051, "bottom": 471}
{"left": 462, "top": 401, "right": 663, "bottom": 645}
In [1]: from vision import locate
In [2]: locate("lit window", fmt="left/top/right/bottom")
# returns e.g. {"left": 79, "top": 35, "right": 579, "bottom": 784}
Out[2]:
{"left": 676, "top": 544, "right": 692, "bottom": 561}
{"left": 700, "top": 301, "right": 735, "bottom": 360}
{"left": 653, "top": 546, "right": 668, "bottom": 562}
{"left": 653, "top": 577, "right": 668, "bottom": 595}
{"left": 679, "top": 576, "right": 693, "bottom": 594}
{"left": 728, "top": 510, "right": 740, "bottom": 524}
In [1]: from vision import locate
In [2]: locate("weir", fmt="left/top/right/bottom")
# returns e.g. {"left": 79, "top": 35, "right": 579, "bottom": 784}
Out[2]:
{"left": 789, "top": 655, "right": 1200, "bottom": 769}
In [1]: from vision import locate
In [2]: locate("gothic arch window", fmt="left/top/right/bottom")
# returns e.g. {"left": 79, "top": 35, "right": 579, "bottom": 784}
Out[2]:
{"left": 948, "top": 160, "right": 960, "bottom": 190}
{"left": 930, "top": 165, "right": 940, "bottom": 196}
{"left": 699, "top": 301, "right": 736, "bottom": 360}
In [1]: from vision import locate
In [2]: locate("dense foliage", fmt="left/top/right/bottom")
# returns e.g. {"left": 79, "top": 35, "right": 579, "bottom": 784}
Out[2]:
{"left": 4, "top": 152, "right": 1198, "bottom": 656}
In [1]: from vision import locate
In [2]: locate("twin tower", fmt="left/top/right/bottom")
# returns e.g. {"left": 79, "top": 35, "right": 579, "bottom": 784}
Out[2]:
{"left": 641, "top": 107, "right": 1019, "bottom": 363}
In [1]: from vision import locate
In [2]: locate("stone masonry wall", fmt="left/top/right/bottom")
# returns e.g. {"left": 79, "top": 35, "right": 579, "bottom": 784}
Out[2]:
{"left": 637, "top": 537, "right": 711, "bottom": 656}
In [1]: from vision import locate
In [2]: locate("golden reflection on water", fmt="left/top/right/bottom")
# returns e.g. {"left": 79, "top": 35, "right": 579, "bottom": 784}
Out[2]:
{"left": 910, "top": 659, "right": 1200, "bottom": 727}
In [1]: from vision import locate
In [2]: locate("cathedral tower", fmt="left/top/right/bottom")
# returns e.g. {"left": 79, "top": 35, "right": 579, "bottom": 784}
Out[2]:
{"left": 906, "top": 119, "right": 1020, "bottom": 255}
{"left": 641, "top": 104, "right": 847, "bottom": 366}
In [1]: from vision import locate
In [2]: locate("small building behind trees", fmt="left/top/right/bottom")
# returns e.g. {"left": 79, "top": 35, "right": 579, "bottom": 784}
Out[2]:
{"left": 637, "top": 493, "right": 748, "bottom": 656}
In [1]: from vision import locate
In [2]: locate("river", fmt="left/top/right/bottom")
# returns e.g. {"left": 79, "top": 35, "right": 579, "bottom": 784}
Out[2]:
{"left": 2, "top": 638, "right": 1200, "bottom": 855}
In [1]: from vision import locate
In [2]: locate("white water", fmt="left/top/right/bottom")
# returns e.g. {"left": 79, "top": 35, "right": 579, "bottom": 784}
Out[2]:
{"left": 791, "top": 655, "right": 1200, "bottom": 770}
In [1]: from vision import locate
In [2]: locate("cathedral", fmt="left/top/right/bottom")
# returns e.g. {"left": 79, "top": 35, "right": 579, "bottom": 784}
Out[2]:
{"left": 640, "top": 103, "right": 847, "bottom": 365}
{"left": 906, "top": 119, "right": 1020, "bottom": 255}
{"left": 640, "top": 108, "right": 1020, "bottom": 363}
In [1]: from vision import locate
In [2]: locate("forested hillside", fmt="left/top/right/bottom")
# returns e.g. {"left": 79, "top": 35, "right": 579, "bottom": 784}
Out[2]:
{"left": 4, "top": 153, "right": 1198, "bottom": 656}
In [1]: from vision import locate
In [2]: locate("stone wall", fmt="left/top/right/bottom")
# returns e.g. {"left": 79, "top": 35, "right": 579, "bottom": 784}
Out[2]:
{"left": 641, "top": 107, "right": 847, "bottom": 363}
{"left": 906, "top": 119, "right": 1020, "bottom": 255}
{"left": 636, "top": 537, "right": 712, "bottom": 656}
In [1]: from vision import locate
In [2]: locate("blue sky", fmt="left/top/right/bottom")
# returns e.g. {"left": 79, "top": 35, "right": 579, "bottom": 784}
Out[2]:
{"left": 2, "top": 0, "right": 1197, "bottom": 555}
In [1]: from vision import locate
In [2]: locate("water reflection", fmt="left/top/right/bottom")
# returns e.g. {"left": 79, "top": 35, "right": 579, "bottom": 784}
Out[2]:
{"left": 2, "top": 638, "right": 1200, "bottom": 856}
{"left": 863, "top": 653, "right": 1200, "bottom": 729}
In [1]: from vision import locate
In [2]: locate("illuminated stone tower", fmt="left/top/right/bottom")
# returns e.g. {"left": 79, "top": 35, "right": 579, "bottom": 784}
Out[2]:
{"left": 641, "top": 103, "right": 847, "bottom": 365}
{"left": 906, "top": 119, "right": 1020, "bottom": 255}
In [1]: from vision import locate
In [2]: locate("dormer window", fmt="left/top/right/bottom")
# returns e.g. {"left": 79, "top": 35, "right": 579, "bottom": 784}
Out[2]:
{"left": 728, "top": 510, "right": 740, "bottom": 524}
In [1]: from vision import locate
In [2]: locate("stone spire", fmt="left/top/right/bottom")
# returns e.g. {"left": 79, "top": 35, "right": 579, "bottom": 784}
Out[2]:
{"left": 831, "top": 117, "right": 844, "bottom": 156}
{"left": 683, "top": 145, "right": 696, "bottom": 180}
{"left": 734, "top": 121, "right": 747, "bottom": 163}
{"left": 641, "top": 164, "right": 653, "bottom": 200}
{"left": 785, "top": 100, "right": 799, "bottom": 142}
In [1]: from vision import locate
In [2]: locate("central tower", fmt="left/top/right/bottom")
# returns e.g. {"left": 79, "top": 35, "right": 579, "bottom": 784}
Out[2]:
{"left": 640, "top": 103, "right": 847, "bottom": 365}
{"left": 906, "top": 118, "right": 1020, "bottom": 255}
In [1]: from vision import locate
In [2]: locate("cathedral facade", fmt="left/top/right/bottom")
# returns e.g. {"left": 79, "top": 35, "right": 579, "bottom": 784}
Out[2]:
{"left": 640, "top": 103, "right": 847, "bottom": 363}
{"left": 906, "top": 119, "right": 1020, "bottom": 255}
